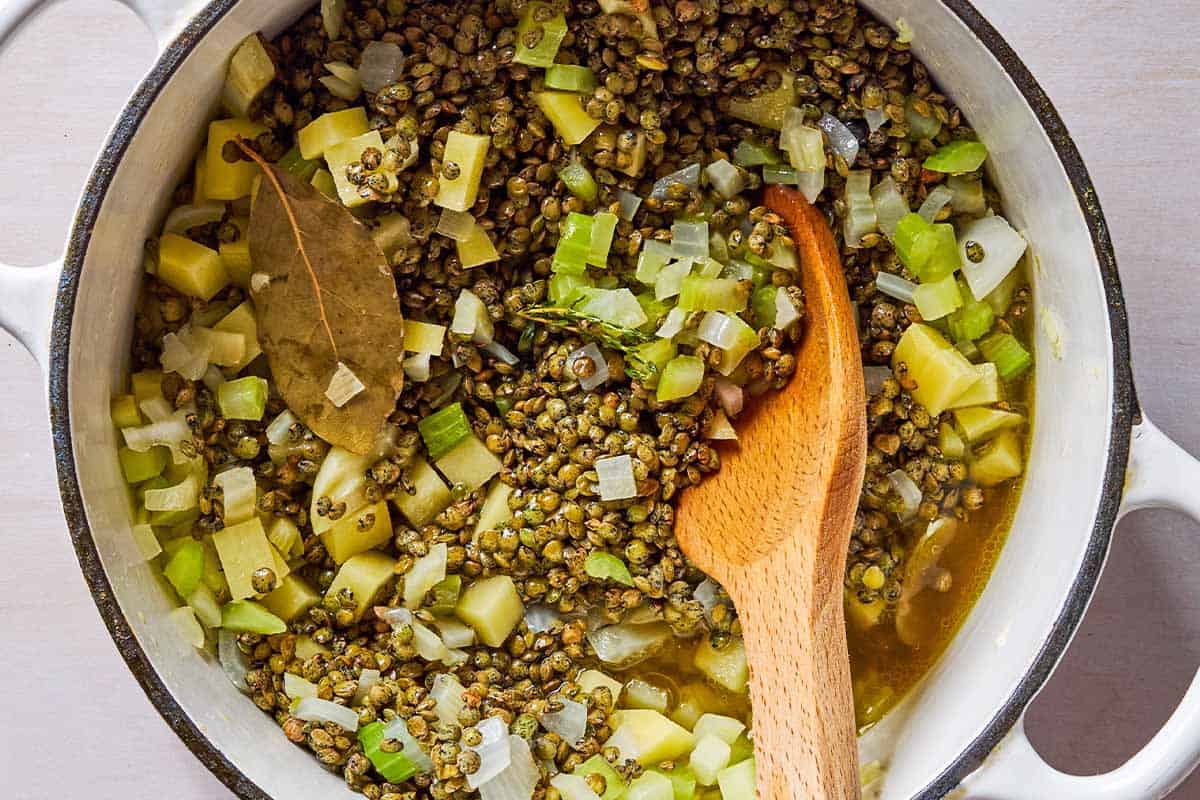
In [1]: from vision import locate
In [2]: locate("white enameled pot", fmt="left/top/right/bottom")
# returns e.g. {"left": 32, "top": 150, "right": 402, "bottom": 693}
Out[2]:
{"left": 2, "top": 1, "right": 1199, "bottom": 798}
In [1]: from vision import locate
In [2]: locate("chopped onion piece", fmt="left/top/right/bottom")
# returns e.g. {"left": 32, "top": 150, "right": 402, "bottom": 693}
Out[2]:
{"left": 650, "top": 163, "right": 701, "bottom": 200}
{"left": 467, "top": 717, "right": 513, "bottom": 788}
{"left": 698, "top": 312, "right": 745, "bottom": 350}
{"left": 477, "top": 735, "right": 540, "bottom": 800}
{"left": 704, "top": 159, "right": 745, "bottom": 199}
{"left": 201, "top": 364, "right": 225, "bottom": 393}
{"left": 595, "top": 454, "right": 637, "bottom": 501}
{"left": 266, "top": 410, "right": 298, "bottom": 445}
{"left": 671, "top": 220, "right": 709, "bottom": 260}
{"left": 551, "top": 774, "right": 602, "bottom": 800}
{"left": 485, "top": 340, "right": 520, "bottom": 366}
{"left": 144, "top": 473, "right": 200, "bottom": 512}
{"left": 654, "top": 259, "right": 691, "bottom": 301}
{"left": 704, "top": 408, "right": 738, "bottom": 441}
{"left": 451, "top": 289, "right": 495, "bottom": 344}
{"left": 887, "top": 468, "right": 922, "bottom": 520}
{"left": 775, "top": 288, "right": 802, "bottom": 329}
{"left": 871, "top": 177, "right": 910, "bottom": 239}
{"left": 864, "top": 365, "right": 893, "bottom": 395}
{"left": 404, "top": 542, "right": 448, "bottom": 609}
{"left": 319, "top": 74, "right": 361, "bottom": 101}
{"left": 437, "top": 209, "right": 477, "bottom": 242}
{"left": 430, "top": 673, "right": 468, "bottom": 726}
{"left": 250, "top": 272, "right": 271, "bottom": 293}
{"left": 865, "top": 107, "right": 888, "bottom": 133}
{"left": 163, "top": 202, "right": 226, "bottom": 236}
{"left": 896, "top": 17, "right": 914, "bottom": 43}
{"left": 843, "top": 170, "right": 877, "bottom": 247}
{"left": 875, "top": 272, "right": 917, "bottom": 304}
{"left": 320, "top": 0, "right": 345, "bottom": 39}
{"left": 326, "top": 361, "right": 366, "bottom": 408}
{"left": 576, "top": 288, "right": 647, "bottom": 329}
{"left": 540, "top": 697, "right": 588, "bottom": 748}
{"left": 617, "top": 189, "right": 642, "bottom": 221}
{"left": 139, "top": 395, "right": 174, "bottom": 423}
{"left": 567, "top": 343, "right": 609, "bottom": 391}
{"left": 293, "top": 697, "right": 359, "bottom": 731}
{"left": 524, "top": 604, "right": 563, "bottom": 633}
{"left": 435, "top": 618, "right": 476, "bottom": 648}
{"left": 359, "top": 41, "right": 405, "bottom": 92}
{"left": 918, "top": 185, "right": 954, "bottom": 224}
{"left": 958, "top": 216, "right": 1028, "bottom": 300}
{"left": 713, "top": 377, "right": 744, "bottom": 418}
{"left": 655, "top": 307, "right": 687, "bottom": 339}
{"left": 122, "top": 413, "right": 192, "bottom": 464}
{"left": 218, "top": 628, "right": 252, "bottom": 694}
{"left": 131, "top": 522, "right": 161, "bottom": 560}
{"left": 818, "top": 113, "right": 860, "bottom": 166}
{"left": 694, "top": 578, "right": 722, "bottom": 622}
{"left": 352, "top": 669, "right": 381, "bottom": 706}
{"left": 284, "top": 672, "right": 319, "bottom": 702}
{"left": 381, "top": 717, "right": 436, "bottom": 772}
{"left": 325, "top": 60, "right": 361, "bottom": 89}
{"left": 160, "top": 328, "right": 210, "bottom": 380}
{"left": 404, "top": 352, "right": 432, "bottom": 382}
{"left": 587, "top": 621, "right": 671, "bottom": 667}
{"left": 168, "top": 606, "right": 204, "bottom": 649}
{"left": 214, "top": 466, "right": 257, "bottom": 524}
{"left": 781, "top": 108, "right": 824, "bottom": 171}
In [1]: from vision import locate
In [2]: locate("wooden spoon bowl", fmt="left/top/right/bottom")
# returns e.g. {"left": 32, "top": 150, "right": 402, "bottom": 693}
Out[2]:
{"left": 675, "top": 185, "right": 867, "bottom": 799}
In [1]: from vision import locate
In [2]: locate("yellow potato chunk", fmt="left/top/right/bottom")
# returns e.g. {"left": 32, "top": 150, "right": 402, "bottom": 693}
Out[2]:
{"left": 434, "top": 131, "right": 490, "bottom": 212}
{"left": 391, "top": 457, "right": 451, "bottom": 528}
{"left": 212, "top": 517, "right": 276, "bottom": 600}
{"left": 298, "top": 107, "right": 369, "bottom": 160}
{"left": 204, "top": 118, "right": 267, "bottom": 200}
{"left": 320, "top": 500, "right": 394, "bottom": 564}
{"left": 327, "top": 552, "right": 397, "bottom": 621}
{"left": 261, "top": 574, "right": 321, "bottom": 622}
{"left": 326, "top": 130, "right": 385, "bottom": 207}
{"left": 213, "top": 300, "right": 261, "bottom": 370}
{"left": 455, "top": 575, "right": 524, "bottom": 647}
{"left": 157, "top": 233, "right": 230, "bottom": 301}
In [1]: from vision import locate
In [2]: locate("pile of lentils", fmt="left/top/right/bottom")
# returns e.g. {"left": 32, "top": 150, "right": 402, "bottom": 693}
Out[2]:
{"left": 131, "top": 0, "right": 1032, "bottom": 795}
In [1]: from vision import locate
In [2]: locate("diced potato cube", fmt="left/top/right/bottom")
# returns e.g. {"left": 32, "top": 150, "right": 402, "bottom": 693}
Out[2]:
{"left": 954, "top": 406, "right": 1024, "bottom": 443}
{"left": 391, "top": 456, "right": 451, "bottom": 527}
{"left": 205, "top": 118, "right": 268, "bottom": 200}
{"left": 533, "top": 91, "right": 602, "bottom": 146}
{"left": 946, "top": 362, "right": 1000, "bottom": 409}
{"left": 622, "top": 678, "right": 670, "bottom": 712}
{"left": 690, "top": 735, "right": 732, "bottom": 786}
{"left": 310, "top": 446, "right": 374, "bottom": 536}
{"left": 456, "top": 223, "right": 500, "bottom": 268}
{"left": 261, "top": 574, "right": 321, "bottom": 622}
{"left": 455, "top": 575, "right": 524, "bottom": 647}
{"left": 212, "top": 517, "right": 276, "bottom": 600}
{"left": 692, "top": 714, "right": 746, "bottom": 744}
{"left": 892, "top": 323, "right": 980, "bottom": 416}
{"left": 326, "top": 130, "right": 385, "bottom": 207}
{"left": 212, "top": 299, "right": 261, "bottom": 370}
{"left": 131, "top": 370, "right": 164, "bottom": 405}
{"left": 320, "top": 499, "right": 394, "bottom": 564}
{"left": 157, "top": 234, "right": 230, "bottom": 301}
{"left": 298, "top": 107, "right": 369, "bottom": 160}
{"left": 716, "top": 757, "right": 756, "bottom": 800}
{"left": 326, "top": 551, "right": 397, "bottom": 621}
{"left": 970, "top": 429, "right": 1024, "bottom": 486}
{"left": 578, "top": 669, "right": 624, "bottom": 699}
{"left": 474, "top": 479, "right": 513, "bottom": 534}
{"left": 218, "top": 217, "right": 252, "bottom": 289}
{"left": 434, "top": 131, "right": 490, "bottom": 212}
{"left": 222, "top": 34, "right": 275, "bottom": 118}
{"left": 626, "top": 771, "right": 673, "bottom": 800}
{"left": 607, "top": 709, "right": 696, "bottom": 766}
{"left": 435, "top": 435, "right": 502, "bottom": 491}
{"left": 403, "top": 319, "right": 446, "bottom": 356}
{"left": 694, "top": 636, "right": 749, "bottom": 693}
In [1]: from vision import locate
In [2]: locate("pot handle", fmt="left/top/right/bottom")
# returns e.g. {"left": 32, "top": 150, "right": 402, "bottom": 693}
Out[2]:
{"left": 962, "top": 416, "right": 1200, "bottom": 799}
{"left": 0, "top": 0, "right": 210, "bottom": 369}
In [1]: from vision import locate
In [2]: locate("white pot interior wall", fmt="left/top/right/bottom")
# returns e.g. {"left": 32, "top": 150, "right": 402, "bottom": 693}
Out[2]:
{"left": 64, "top": 2, "right": 1119, "bottom": 798}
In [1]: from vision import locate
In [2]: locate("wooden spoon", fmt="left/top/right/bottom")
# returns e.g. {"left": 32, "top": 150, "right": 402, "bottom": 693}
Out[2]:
{"left": 675, "top": 185, "right": 866, "bottom": 799}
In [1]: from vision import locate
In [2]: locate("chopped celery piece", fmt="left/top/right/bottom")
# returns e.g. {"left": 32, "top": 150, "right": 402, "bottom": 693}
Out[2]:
{"left": 514, "top": 1, "right": 567, "bottom": 67}
{"left": 111, "top": 394, "right": 142, "bottom": 429}
{"left": 892, "top": 323, "right": 979, "bottom": 416}
{"left": 636, "top": 338, "right": 677, "bottom": 388}
{"left": 577, "top": 288, "right": 648, "bottom": 328}
{"left": 218, "top": 376, "right": 268, "bottom": 420}
{"left": 475, "top": 480, "right": 514, "bottom": 534}
{"left": 954, "top": 406, "right": 1024, "bottom": 443}
{"left": 980, "top": 332, "right": 1033, "bottom": 379}
{"left": 326, "top": 130, "right": 386, "bottom": 208}
{"left": 213, "top": 300, "right": 262, "bottom": 370}
{"left": 938, "top": 422, "right": 966, "bottom": 460}
{"left": 456, "top": 223, "right": 500, "bottom": 268}
{"left": 205, "top": 118, "right": 268, "bottom": 200}
{"left": 727, "top": 69, "right": 795, "bottom": 130}
{"left": 653, "top": 766, "right": 698, "bottom": 800}
{"left": 436, "top": 434, "right": 503, "bottom": 490}
{"left": 716, "top": 757, "right": 756, "bottom": 800}
{"left": 187, "top": 583, "right": 223, "bottom": 628}
{"left": 119, "top": 446, "right": 168, "bottom": 483}
{"left": 545, "top": 64, "right": 597, "bottom": 93}
{"left": 905, "top": 95, "right": 942, "bottom": 140}
{"left": 435, "top": 131, "right": 491, "bottom": 212}
{"left": 550, "top": 272, "right": 595, "bottom": 305}
{"left": 221, "top": 599, "right": 287, "bottom": 634}
{"left": 391, "top": 457, "right": 451, "bottom": 527}
{"left": 733, "top": 138, "right": 782, "bottom": 166}
{"left": 559, "top": 161, "right": 598, "bottom": 202}
{"left": 298, "top": 107, "right": 369, "bottom": 160}
{"left": 574, "top": 755, "right": 627, "bottom": 800}
{"left": 326, "top": 552, "right": 397, "bottom": 621}
{"left": 690, "top": 735, "right": 732, "bottom": 786}
{"left": 946, "top": 363, "right": 1000, "bottom": 409}
{"left": 762, "top": 164, "right": 799, "bottom": 185}
{"left": 533, "top": 91, "right": 602, "bottom": 146}
{"left": 321, "top": 499, "right": 393, "bottom": 564}
{"left": 585, "top": 551, "right": 634, "bottom": 586}
{"left": 627, "top": 771, "right": 674, "bottom": 800}
{"left": 607, "top": 709, "right": 695, "bottom": 766}
{"left": 894, "top": 214, "right": 961, "bottom": 282}
{"left": 428, "top": 575, "right": 463, "bottom": 615}
{"left": 678, "top": 277, "right": 748, "bottom": 313}
{"left": 694, "top": 636, "right": 748, "bottom": 692}
{"left": 971, "top": 430, "right": 1024, "bottom": 486}
{"left": 311, "top": 168, "right": 337, "bottom": 199}
{"left": 277, "top": 146, "right": 320, "bottom": 182}
{"left": 947, "top": 288, "right": 995, "bottom": 342}
{"left": 164, "top": 539, "right": 204, "bottom": 599}
{"left": 261, "top": 574, "right": 321, "bottom": 622}
{"left": 637, "top": 292, "right": 670, "bottom": 329}
{"left": 657, "top": 355, "right": 705, "bottom": 402}
{"left": 589, "top": 212, "right": 618, "bottom": 267}
{"left": 912, "top": 273, "right": 962, "bottom": 321}
{"left": 169, "top": 606, "right": 204, "bottom": 648}
{"left": 213, "top": 517, "right": 277, "bottom": 600}
{"left": 844, "top": 169, "right": 878, "bottom": 247}
{"left": 404, "top": 319, "right": 447, "bottom": 356}
{"left": 752, "top": 285, "right": 778, "bottom": 328}
{"left": 924, "top": 140, "right": 988, "bottom": 174}
{"left": 359, "top": 722, "right": 420, "bottom": 783}
{"left": 713, "top": 315, "right": 759, "bottom": 376}
{"left": 636, "top": 240, "right": 673, "bottom": 284}
{"left": 455, "top": 575, "right": 524, "bottom": 647}
{"left": 418, "top": 402, "right": 472, "bottom": 460}
{"left": 983, "top": 268, "right": 1023, "bottom": 316}
{"left": 157, "top": 233, "right": 230, "bottom": 301}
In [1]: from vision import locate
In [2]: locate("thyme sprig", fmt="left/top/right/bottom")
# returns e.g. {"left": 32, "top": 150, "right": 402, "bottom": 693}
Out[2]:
{"left": 518, "top": 305, "right": 658, "bottom": 381}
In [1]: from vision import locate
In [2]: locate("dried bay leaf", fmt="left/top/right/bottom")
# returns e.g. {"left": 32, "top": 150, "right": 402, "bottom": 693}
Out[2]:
{"left": 243, "top": 145, "right": 405, "bottom": 455}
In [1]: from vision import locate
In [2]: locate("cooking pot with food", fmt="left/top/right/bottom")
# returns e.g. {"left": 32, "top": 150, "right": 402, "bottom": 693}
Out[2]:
{"left": 2, "top": 0, "right": 1200, "bottom": 798}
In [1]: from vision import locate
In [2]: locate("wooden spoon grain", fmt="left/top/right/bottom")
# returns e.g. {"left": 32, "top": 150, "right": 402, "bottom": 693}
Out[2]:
{"left": 675, "top": 185, "right": 866, "bottom": 800}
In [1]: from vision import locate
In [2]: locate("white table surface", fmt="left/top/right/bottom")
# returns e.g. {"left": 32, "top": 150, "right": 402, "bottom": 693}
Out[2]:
{"left": 1, "top": 0, "right": 1198, "bottom": 797}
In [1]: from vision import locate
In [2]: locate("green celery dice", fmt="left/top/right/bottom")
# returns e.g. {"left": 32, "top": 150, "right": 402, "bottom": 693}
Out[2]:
{"left": 221, "top": 599, "right": 287, "bottom": 634}
{"left": 119, "top": 446, "right": 168, "bottom": 483}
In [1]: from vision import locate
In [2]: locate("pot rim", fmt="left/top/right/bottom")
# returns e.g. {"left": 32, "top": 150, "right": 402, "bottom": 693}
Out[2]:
{"left": 44, "top": 1, "right": 1137, "bottom": 797}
